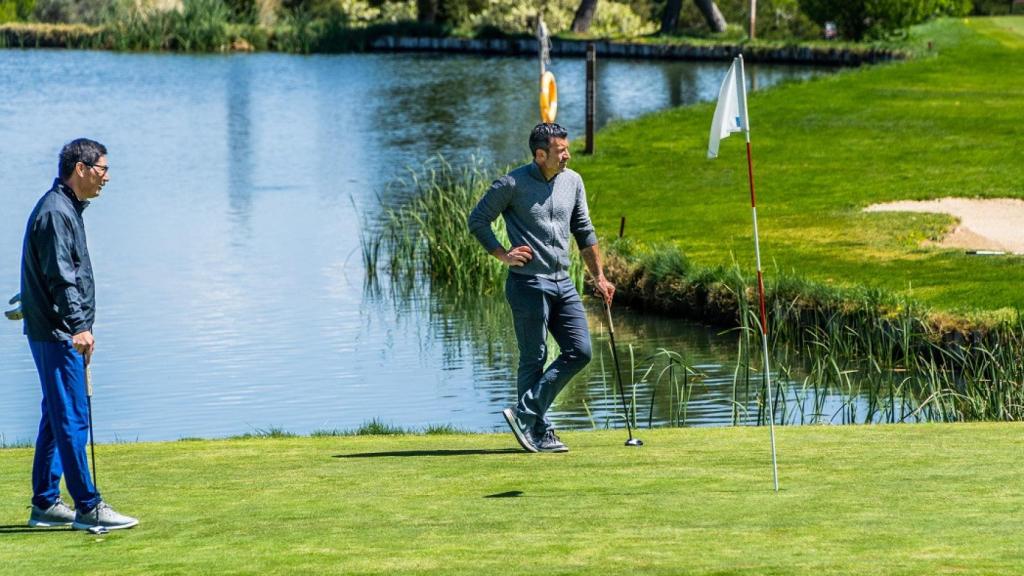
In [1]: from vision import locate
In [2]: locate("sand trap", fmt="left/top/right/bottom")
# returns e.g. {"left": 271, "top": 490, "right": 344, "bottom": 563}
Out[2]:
{"left": 864, "top": 198, "right": 1024, "bottom": 254}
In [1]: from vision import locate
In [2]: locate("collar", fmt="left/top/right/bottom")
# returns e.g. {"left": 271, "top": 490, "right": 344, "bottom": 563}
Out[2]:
{"left": 529, "top": 161, "right": 559, "bottom": 184}
{"left": 54, "top": 178, "right": 89, "bottom": 214}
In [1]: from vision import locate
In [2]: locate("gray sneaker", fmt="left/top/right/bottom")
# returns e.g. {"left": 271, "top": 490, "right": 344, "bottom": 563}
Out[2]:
{"left": 72, "top": 501, "right": 139, "bottom": 531}
{"left": 28, "top": 498, "right": 75, "bottom": 527}
{"left": 532, "top": 430, "right": 569, "bottom": 453}
{"left": 502, "top": 408, "right": 538, "bottom": 453}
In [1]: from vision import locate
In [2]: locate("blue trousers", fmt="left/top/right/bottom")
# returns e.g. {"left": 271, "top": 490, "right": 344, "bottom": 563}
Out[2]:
{"left": 28, "top": 339, "right": 101, "bottom": 512}
{"left": 505, "top": 273, "right": 592, "bottom": 435}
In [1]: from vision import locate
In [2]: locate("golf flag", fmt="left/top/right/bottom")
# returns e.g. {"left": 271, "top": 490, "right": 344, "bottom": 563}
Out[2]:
{"left": 707, "top": 57, "right": 748, "bottom": 159}
{"left": 706, "top": 55, "right": 780, "bottom": 492}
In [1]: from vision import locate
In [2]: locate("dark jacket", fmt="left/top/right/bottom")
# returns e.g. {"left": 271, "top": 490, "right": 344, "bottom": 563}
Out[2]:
{"left": 20, "top": 178, "right": 95, "bottom": 342}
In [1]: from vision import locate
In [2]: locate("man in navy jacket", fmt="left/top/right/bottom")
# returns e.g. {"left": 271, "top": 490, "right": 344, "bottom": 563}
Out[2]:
{"left": 21, "top": 138, "right": 138, "bottom": 531}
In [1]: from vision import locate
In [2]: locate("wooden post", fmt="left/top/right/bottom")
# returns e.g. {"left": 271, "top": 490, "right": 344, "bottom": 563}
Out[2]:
{"left": 749, "top": 0, "right": 757, "bottom": 40}
{"left": 585, "top": 43, "right": 596, "bottom": 154}
{"left": 618, "top": 216, "right": 625, "bottom": 238}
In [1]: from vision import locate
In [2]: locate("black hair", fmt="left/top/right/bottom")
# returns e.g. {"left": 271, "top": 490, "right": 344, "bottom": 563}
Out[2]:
{"left": 59, "top": 138, "right": 107, "bottom": 180}
{"left": 529, "top": 123, "right": 568, "bottom": 157}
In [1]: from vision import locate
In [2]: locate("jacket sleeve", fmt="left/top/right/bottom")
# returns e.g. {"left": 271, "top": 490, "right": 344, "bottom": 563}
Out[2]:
{"left": 467, "top": 175, "right": 513, "bottom": 253}
{"left": 570, "top": 178, "right": 598, "bottom": 249}
{"left": 36, "top": 212, "right": 89, "bottom": 335}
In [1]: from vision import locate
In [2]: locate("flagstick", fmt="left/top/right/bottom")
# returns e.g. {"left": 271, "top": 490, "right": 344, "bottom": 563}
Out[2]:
{"left": 738, "top": 55, "right": 780, "bottom": 492}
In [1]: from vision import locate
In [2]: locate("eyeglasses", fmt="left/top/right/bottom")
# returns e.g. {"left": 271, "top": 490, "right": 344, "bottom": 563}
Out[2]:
{"left": 84, "top": 163, "right": 109, "bottom": 176}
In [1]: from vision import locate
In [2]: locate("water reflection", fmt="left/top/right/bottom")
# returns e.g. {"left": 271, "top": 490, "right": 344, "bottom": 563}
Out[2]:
{"left": 227, "top": 57, "right": 254, "bottom": 234}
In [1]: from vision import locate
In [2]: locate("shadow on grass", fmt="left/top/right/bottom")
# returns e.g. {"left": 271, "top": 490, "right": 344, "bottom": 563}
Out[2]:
{"left": 484, "top": 490, "right": 524, "bottom": 498}
{"left": 0, "top": 524, "right": 73, "bottom": 535}
{"left": 335, "top": 448, "right": 522, "bottom": 458}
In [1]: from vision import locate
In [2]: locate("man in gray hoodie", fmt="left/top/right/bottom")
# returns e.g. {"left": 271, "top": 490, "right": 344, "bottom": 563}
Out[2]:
{"left": 468, "top": 123, "right": 614, "bottom": 452}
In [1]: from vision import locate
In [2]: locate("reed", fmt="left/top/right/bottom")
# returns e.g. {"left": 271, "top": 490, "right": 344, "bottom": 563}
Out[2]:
{"left": 604, "top": 239, "right": 1024, "bottom": 426}
{"left": 103, "top": 0, "right": 232, "bottom": 51}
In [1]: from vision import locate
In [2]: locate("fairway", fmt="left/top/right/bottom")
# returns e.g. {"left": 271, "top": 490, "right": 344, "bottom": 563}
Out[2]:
{"left": 1, "top": 425, "right": 1021, "bottom": 575}
{"left": 577, "top": 17, "right": 1024, "bottom": 313}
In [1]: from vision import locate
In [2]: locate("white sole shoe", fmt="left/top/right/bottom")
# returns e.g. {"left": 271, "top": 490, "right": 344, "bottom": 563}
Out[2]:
{"left": 502, "top": 408, "right": 538, "bottom": 453}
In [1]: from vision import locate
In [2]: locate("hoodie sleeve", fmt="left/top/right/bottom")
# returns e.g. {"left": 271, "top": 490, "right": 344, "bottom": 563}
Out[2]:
{"left": 467, "top": 175, "right": 514, "bottom": 253}
{"left": 35, "top": 211, "right": 89, "bottom": 335}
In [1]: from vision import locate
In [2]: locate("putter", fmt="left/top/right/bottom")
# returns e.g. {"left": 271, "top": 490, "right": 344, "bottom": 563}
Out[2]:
{"left": 84, "top": 359, "right": 108, "bottom": 536}
{"left": 4, "top": 293, "right": 21, "bottom": 321}
{"left": 603, "top": 301, "right": 643, "bottom": 447}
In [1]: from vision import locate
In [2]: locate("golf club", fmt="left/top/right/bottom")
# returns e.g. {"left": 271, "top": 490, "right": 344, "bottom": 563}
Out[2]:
{"left": 84, "top": 359, "right": 108, "bottom": 535}
{"left": 4, "top": 293, "right": 21, "bottom": 321}
{"left": 603, "top": 300, "right": 643, "bottom": 447}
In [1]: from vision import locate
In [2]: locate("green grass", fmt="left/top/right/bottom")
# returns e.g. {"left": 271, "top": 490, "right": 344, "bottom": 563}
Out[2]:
{"left": 574, "top": 17, "right": 1024, "bottom": 314}
{"left": 0, "top": 426, "right": 1021, "bottom": 574}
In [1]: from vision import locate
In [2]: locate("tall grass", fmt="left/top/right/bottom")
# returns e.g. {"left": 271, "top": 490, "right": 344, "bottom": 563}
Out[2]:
{"left": 605, "top": 238, "right": 1024, "bottom": 425}
{"left": 103, "top": 0, "right": 232, "bottom": 51}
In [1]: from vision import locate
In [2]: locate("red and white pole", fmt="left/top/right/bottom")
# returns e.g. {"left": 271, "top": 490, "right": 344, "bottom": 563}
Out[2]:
{"left": 738, "top": 55, "right": 779, "bottom": 492}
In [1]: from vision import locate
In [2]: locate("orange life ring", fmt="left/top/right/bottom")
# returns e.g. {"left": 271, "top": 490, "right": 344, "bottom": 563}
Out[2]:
{"left": 539, "top": 71, "right": 558, "bottom": 123}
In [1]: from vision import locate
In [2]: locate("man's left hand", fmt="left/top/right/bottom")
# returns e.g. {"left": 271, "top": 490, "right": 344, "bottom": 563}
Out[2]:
{"left": 594, "top": 276, "right": 615, "bottom": 304}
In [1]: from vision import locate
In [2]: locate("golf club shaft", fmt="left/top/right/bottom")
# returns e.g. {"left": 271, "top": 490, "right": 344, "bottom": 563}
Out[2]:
{"left": 604, "top": 302, "right": 636, "bottom": 440}
{"left": 85, "top": 359, "right": 97, "bottom": 490}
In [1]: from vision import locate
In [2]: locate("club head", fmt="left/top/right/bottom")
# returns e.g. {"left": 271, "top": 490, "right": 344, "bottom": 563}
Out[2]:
{"left": 87, "top": 526, "right": 109, "bottom": 535}
{"left": 4, "top": 293, "right": 21, "bottom": 320}
{"left": 625, "top": 438, "right": 644, "bottom": 447}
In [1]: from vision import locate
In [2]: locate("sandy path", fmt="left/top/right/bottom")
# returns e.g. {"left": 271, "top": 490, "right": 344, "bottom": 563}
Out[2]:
{"left": 864, "top": 198, "right": 1024, "bottom": 254}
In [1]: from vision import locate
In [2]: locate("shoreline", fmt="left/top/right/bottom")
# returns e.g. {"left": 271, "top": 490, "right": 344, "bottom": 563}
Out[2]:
{"left": 369, "top": 36, "right": 906, "bottom": 65}
{"left": 0, "top": 22, "right": 906, "bottom": 65}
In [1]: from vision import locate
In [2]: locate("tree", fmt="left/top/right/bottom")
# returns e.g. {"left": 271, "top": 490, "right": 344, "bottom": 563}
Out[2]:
{"left": 661, "top": 0, "right": 727, "bottom": 34}
{"left": 416, "top": 0, "right": 438, "bottom": 23}
{"left": 694, "top": 0, "right": 727, "bottom": 32}
{"left": 571, "top": 0, "right": 598, "bottom": 33}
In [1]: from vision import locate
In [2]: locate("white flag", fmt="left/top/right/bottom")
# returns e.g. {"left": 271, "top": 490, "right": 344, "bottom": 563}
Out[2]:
{"left": 707, "top": 56, "right": 749, "bottom": 159}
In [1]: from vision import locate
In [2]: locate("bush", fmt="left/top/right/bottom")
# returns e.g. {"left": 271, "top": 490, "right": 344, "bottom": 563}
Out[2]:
{"left": 798, "top": 0, "right": 972, "bottom": 40}
{"left": 0, "top": 0, "right": 34, "bottom": 22}
{"left": 33, "top": 0, "right": 111, "bottom": 24}
{"left": 464, "top": 0, "right": 654, "bottom": 37}
{"left": 971, "top": 0, "right": 1017, "bottom": 14}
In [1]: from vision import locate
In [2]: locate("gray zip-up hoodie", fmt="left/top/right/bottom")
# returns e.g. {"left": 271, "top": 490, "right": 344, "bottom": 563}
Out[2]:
{"left": 468, "top": 162, "right": 598, "bottom": 280}
{"left": 20, "top": 178, "right": 95, "bottom": 342}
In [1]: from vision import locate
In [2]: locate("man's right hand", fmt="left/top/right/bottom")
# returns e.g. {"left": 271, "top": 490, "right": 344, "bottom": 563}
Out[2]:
{"left": 72, "top": 330, "right": 95, "bottom": 363}
{"left": 496, "top": 245, "right": 534, "bottom": 267}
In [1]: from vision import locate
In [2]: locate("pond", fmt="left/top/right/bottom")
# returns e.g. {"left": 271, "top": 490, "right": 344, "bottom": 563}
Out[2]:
{"left": 0, "top": 49, "right": 839, "bottom": 443}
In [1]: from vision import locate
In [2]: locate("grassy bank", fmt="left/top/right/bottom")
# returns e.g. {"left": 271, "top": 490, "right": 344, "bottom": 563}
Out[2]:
{"left": 0, "top": 426, "right": 1021, "bottom": 574}
{"left": 574, "top": 17, "right": 1024, "bottom": 314}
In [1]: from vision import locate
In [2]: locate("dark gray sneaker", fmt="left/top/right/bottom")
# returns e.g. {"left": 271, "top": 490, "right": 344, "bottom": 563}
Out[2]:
{"left": 532, "top": 430, "right": 569, "bottom": 453}
{"left": 502, "top": 408, "right": 538, "bottom": 453}
{"left": 28, "top": 498, "right": 75, "bottom": 527}
{"left": 72, "top": 501, "right": 139, "bottom": 531}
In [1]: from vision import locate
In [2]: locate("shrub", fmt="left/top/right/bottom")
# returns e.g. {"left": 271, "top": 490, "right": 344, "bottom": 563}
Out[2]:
{"left": 464, "top": 0, "right": 654, "bottom": 37}
{"left": 0, "top": 0, "right": 34, "bottom": 23}
{"left": 33, "top": 0, "right": 111, "bottom": 24}
{"left": 798, "top": 0, "right": 972, "bottom": 40}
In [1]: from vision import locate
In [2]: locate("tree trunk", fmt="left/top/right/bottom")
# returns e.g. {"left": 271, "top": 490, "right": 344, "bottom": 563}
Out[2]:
{"left": 571, "top": 0, "right": 599, "bottom": 33}
{"left": 417, "top": 0, "right": 438, "bottom": 24}
{"left": 694, "top": 0, "right": 727, "bottom": 33}
{"left": 660, "top": 0, "right": 682, "bottom": 34}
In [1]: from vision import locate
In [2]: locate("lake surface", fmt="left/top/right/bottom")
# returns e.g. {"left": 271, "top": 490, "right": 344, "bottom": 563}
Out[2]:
{"left": 0, "top": 49, "right": 835, "bottom": 443}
